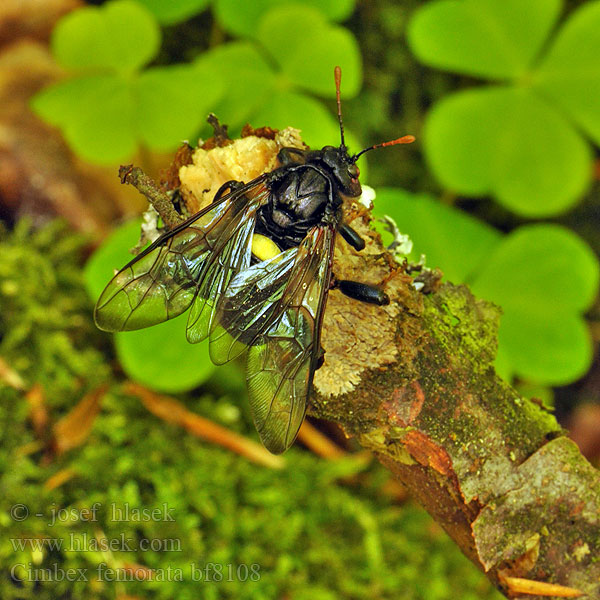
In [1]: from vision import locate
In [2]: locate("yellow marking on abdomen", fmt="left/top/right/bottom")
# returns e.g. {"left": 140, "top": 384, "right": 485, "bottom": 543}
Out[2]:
{"left": 251, "top": 234, "right": 282, "bottom": 261}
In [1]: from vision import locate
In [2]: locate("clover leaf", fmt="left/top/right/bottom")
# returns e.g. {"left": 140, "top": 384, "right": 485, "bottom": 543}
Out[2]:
{"left": 84, "top": 219, "right": 215, "bottom": 393}
{"left": 257, "top": 4, "right": 361, "bottom": 98}
{"left": 33, "top": 0, "right": 360, "bottom": 165}
{"left": 407, "top": 0, "right": 562, "bottom": 80}
{"left": 134, "top": 63, "right": 223, "bottom": 151}
{"left": 423, "top": 87, "right": 591, "bottom": 216}
{"left": 251, "top": 91, "right": 362, "bottom": 153}
{"left": 374, "top": 188, "right": 502, "bottom": 283}
{"left": 193, "top": 4, "right": 362, "bottom": 152}
{"left": 470, "top": 224, "right": 599, "bottom": 385}
{"left": 51, "top": 0, "right": 160, "bottom": 74}
{"left": 533, "top": 1, "right": 600, "bottom": 146}
{"left": 31, "top": 0, "right": 222, "bottom": 164}
{"left": 373, "top": 189, "right": 599, "bottom": 386}
{"left": 136, "top": 0, "right": 210, "bottom": 25}
{"left": 193, "top": 42, "right": 278, "bottom": 129}
{"left": 114, "top": 319, "right": 215, "bottom": 393}
{"left": 407, "top": 0, "right": 600, "bottom": 217}
{"left": 214, "top": 0, "right": 356, "bottom": 38}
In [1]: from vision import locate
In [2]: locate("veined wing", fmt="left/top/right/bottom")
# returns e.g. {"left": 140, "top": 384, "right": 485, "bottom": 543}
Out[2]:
{"left": 211, "top": 225, "right": 336, "bottom": 453}
{"left": 94, "top": 177, "right": 268, "bottom": 333}
{"left": 185, "top": 192, "right": 262, "bottom": 343}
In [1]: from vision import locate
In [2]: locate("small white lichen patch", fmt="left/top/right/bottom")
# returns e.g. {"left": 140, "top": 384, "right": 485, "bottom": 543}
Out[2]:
{"left": 131, "top": 206, "right": 161, "bottom": 255}
{"left": 358, "top": 185, "right": 376, "bottom": 210}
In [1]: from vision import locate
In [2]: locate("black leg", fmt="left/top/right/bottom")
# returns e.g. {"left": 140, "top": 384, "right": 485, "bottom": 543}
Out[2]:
{"left": 315, "top": 346, "right": 326, "bottom": 370}
{"left": 333, "top": 279, "right": 389, "bottom": 306}
{"left": 339, "top": 223, "right": 365, "bottom": 251}
{"left": 333, "top": 224, "right": 388, "bottom": 304}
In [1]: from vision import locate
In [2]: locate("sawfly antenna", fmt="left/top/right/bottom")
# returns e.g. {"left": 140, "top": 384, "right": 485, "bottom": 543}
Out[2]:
{"left": 334, "top": 66, "right": 346, "bottom": 150}
{"left": 353, "top": 135, "right": 416, "bottom": 162}
{"left": 335, "top": 65, "right": 415, "bottom": 160}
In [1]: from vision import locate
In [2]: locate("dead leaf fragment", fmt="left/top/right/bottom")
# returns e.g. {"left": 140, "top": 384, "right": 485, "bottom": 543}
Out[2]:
{"left": 0, "top": 356, "right": 26, "bottom": 389}
{"left": 53, "top": 386, "right": 105, "bottom": 454}
{"left": 44, "top": 467, "right": 77, "bottom": 490}
{"left": 501, "top": 575, "right": 583, "bottom": 598}
{"left": 0, "top": 0, "right": 81, "bottom": 47}
{"left": 26, "top": 383, "right": 49, "bottom": 438}
{"left": 124, "top": 382, "right": 284, "bottom": 469}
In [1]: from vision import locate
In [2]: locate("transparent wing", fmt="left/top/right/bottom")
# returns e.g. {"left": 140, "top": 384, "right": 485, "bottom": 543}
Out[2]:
{"left": 94, "top": 178, "right": 268, "bottom": 333}
{"left": 208, "top": 246, "right": 299, "bottom": 364}
{"left": 185, "top": 196, "right": 260, "bottom": 344}
{"left": 211, "top": 225, "right": 336, "bottom": 453}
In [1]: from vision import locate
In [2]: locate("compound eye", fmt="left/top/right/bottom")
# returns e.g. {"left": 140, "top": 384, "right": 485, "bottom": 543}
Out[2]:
{"left": 348, "top": 164, "right": 360, "bottom": 180}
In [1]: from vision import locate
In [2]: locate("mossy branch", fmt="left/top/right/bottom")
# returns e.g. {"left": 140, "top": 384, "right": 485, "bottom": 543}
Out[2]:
{"left": 312, "top": 258, "right": 600, "bottom": 598}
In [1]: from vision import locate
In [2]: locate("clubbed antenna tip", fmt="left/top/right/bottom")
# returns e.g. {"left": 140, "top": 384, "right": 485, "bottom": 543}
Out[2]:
{"left": 353, "top": 135, "right": 416, "bottom": 161}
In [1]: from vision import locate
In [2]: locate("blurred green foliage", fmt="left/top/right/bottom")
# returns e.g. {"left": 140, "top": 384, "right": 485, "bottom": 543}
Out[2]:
{"left": 137, "top": 0, "right": 210, "bottom": 25}
{"left": 192, "top": 4, "right": 363, "bottom": 153}
{"left": 408, "top": 0, "right": 600, "bottom": 217}
{"left": 376, "top": 190, "right": 599, "bottom": 384}
{"left": 1, "top": 223, "right": 500, "bottom": 600}
{"left": 31, "top": 1, "right": 222, "bottom": 163}
{"left": 31, "top": 0, "right": 362, "bottom": 163}
{"left": 470, "top": 224, "right": 599, "bottom": 383}
{"left": 213, "top": 0, "right": 357, "bottom": 36}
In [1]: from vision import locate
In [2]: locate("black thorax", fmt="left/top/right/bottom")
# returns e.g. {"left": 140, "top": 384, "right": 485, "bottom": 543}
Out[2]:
{"left": 254, "top": 163, "right": 343, "bottom": 250}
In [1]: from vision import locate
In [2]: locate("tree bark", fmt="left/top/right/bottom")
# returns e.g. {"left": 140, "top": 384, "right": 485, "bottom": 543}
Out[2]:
{"left": 312, "top": 278, "right": 600, "bottom": 599}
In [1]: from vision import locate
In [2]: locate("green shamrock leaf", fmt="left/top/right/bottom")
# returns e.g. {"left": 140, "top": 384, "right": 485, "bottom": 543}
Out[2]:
{"left": 373, "top": 189, "right": 599, "bottom": 386}
{"left": 193, "top": 42, "right": 278, "bottom": 129}
{"left": 136, "top": 0, "right": 211, "bottom": 25}
{"left": 250, "top": 91, "right": 362, "bottom": 153}
{"left": 31, "top": 0, "right": 222, "bottom": 164}
{"left": 407, "top": 0, "right": 561, "bottom": 80}
{"left": 33, "top": 74, "right": 138, "bottom": 161}
{"left": 423, "top": 87, "right": 590, "bottom": 216}
{"left": 257, "top": 4, "right": 361, "bottom": 98}
{"left": 194, "top": 5, "right": 362, "bottom": 154}
{"left": 51, "top": 0, "right": 160, "bottom": 74}
{"left": 374, "top": 188, "right": 502, "bottom": 283}
{"left": 533, "top": 1, "right": 600, "bottom": 145}
{"left": 214, "top": 0, "right": 356, "bottom": 38}
{"left": 471, "top": 224, "right": 599, "bottom": 385}
{"left": 114, "top": 319, "right": 215, "bottom": 393}
{"left": 407, "top": 0, "right": 600, "bottom": 217}
{"left": 33, "top": 0, "right": 361, "bottom": 165}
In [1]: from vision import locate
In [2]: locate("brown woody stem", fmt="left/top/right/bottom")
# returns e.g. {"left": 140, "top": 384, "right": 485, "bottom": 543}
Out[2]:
{"left": 118, "top": 165, "right": 183, "bottom": 230}
{"left": 311, "top": 277, "right": 599, "bottom": 598}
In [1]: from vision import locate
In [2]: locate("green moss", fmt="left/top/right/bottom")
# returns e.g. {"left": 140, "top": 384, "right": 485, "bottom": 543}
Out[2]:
{"left": 0, "top": 220, "right": 503, "bottom": 598}
{"left": 0, "top": 220, "right": 109, "bottom": 406}
{"left": 424, "top": 284, "right": 500, "bottom": 374}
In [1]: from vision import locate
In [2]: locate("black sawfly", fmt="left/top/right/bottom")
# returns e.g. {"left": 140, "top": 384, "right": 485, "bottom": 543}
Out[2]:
{"left": 94, "top": 67, "right": 414, "bottom": 454}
